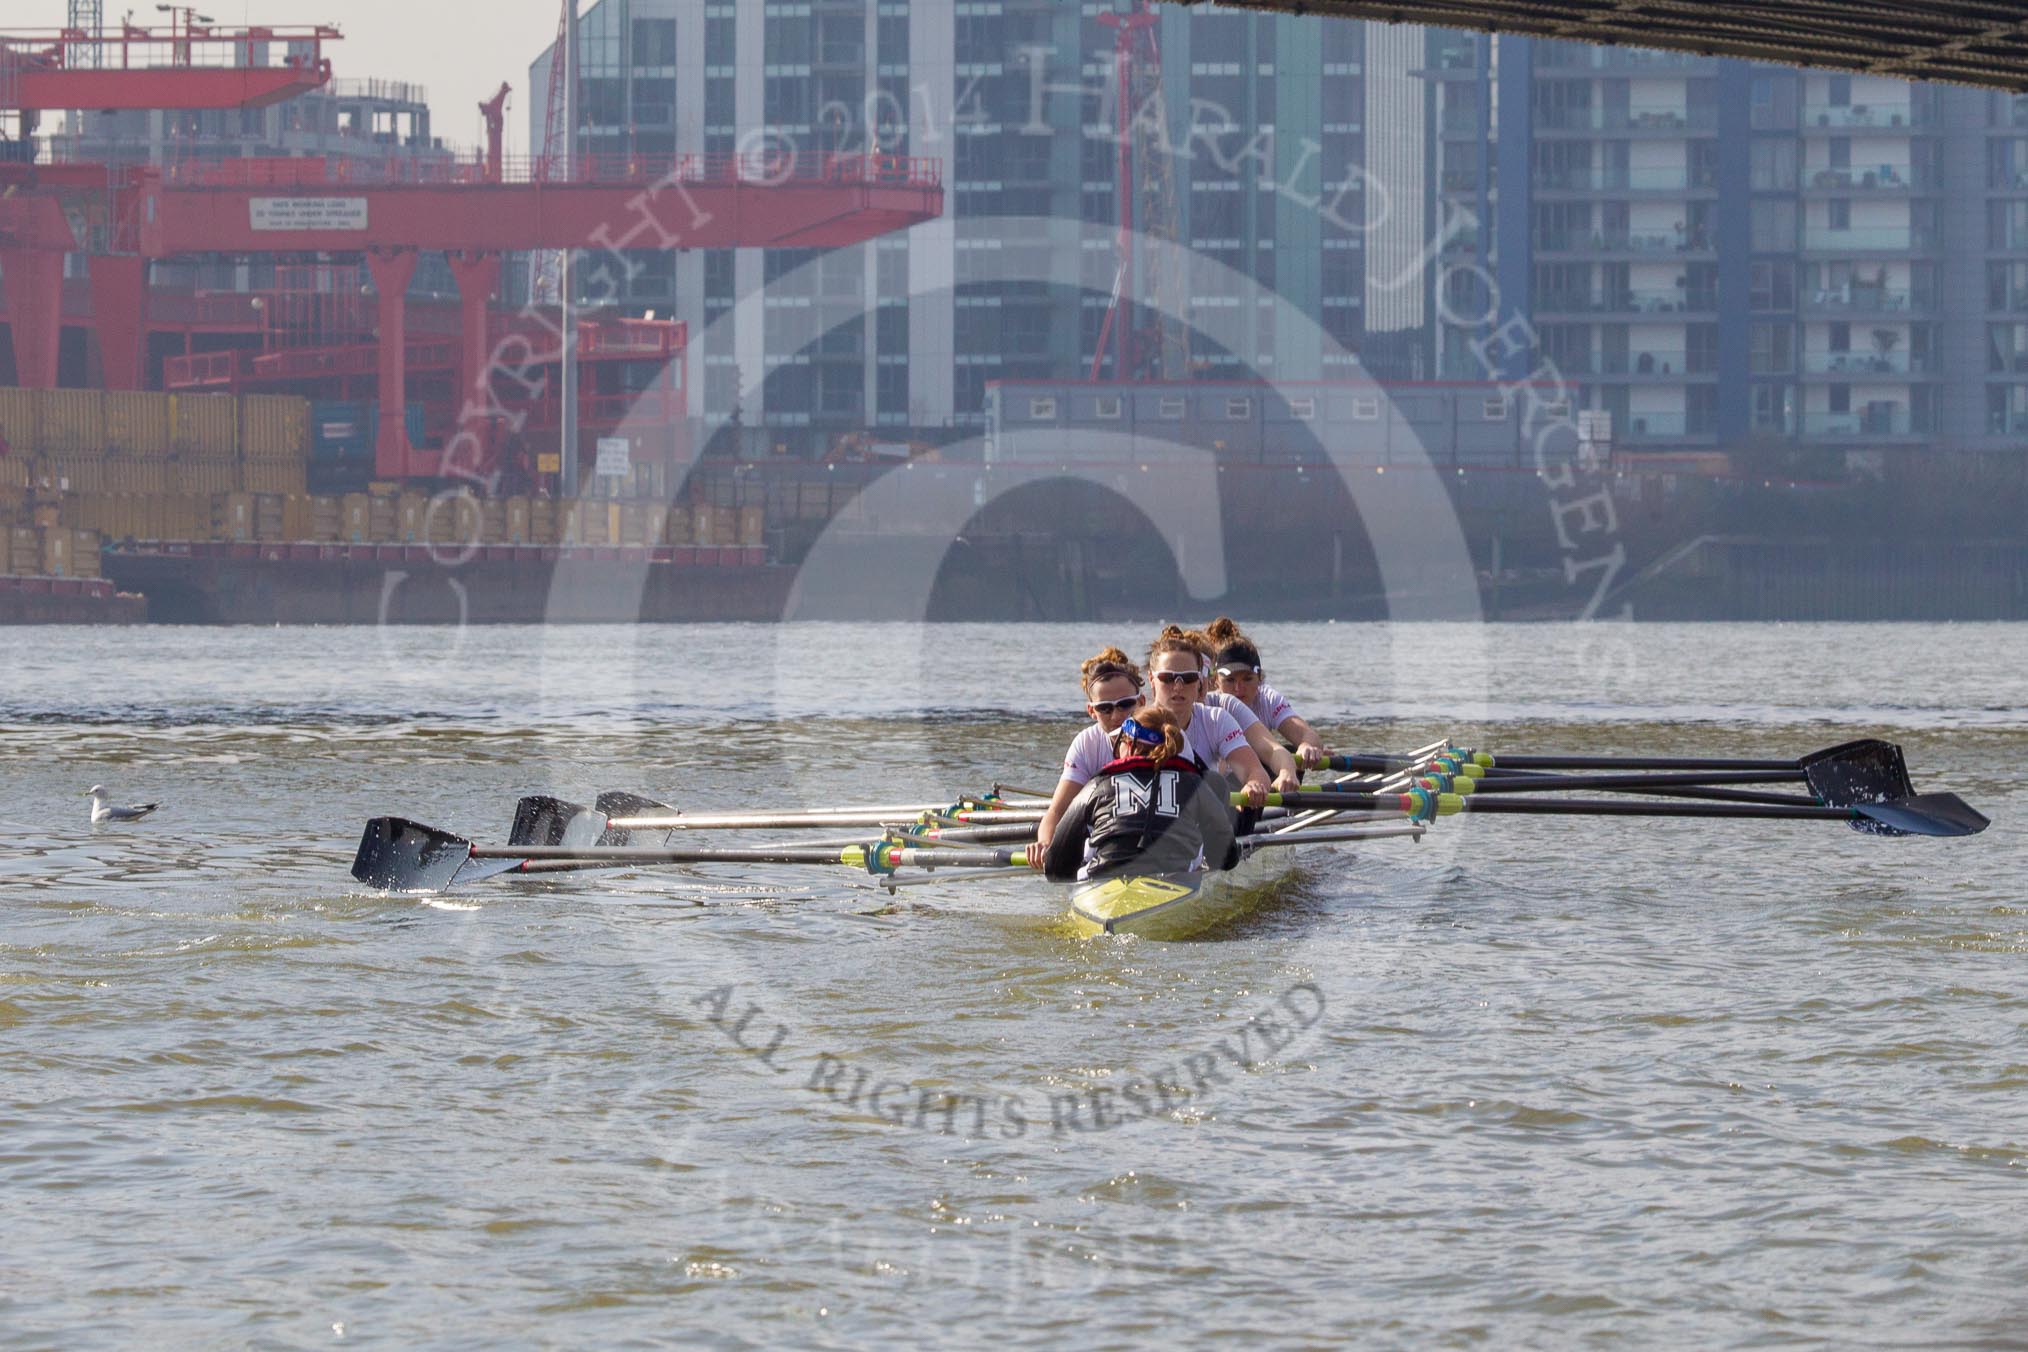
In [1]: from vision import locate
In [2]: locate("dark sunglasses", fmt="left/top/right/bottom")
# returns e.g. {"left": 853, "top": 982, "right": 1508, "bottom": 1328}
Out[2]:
{"left": 1153, "top": 670, "right": 1201, "bottom": 686}
{"left": 1090, "top": 694, "right": 1142, "bottom": 715}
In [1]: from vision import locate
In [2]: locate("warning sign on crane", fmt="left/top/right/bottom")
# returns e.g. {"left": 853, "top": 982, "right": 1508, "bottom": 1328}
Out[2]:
{"left": 250, "top": 198, "right": 370, "bottom": 231}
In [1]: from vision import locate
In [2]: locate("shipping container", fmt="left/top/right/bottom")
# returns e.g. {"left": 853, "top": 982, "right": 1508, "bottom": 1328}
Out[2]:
{"left": 506, "top": 497, "right": 531, "bottom": 544}
{"left": 104, "top": 457, "right": 171, "bottom": 495}
{"left": 0, "top": 387, "right": 41, "bottom": 453}
{"left": 40, "top": 523, "right": 72, "bottom": 577}
{"left": 242, "top": 460, "right": 308, "bottom": 495}
{"left": 173, "top": 393, "right": 240, "bottom": 457}
{"left": 368, "top": 494, "right": 397, "bottom": 543}
{"left": 480, "top": 499, "right": 507, "bottom": 545}
{"left": 173, "top": 456, "right": 238, "bottom": 496}
{"left": 341, "top": 494, "right": 371, "bottom": 543}
{"left": 530, "top": 498, "right": 558, "bottom": 545}
{"left": 242, "top": 395, "right": 311, "bottom": 460}
{"left": 665, "top": 503, "right": 694, "bottom": 545}
{"left": 712, "top": 505, "right": 739, "bottom": 549}
{"left": 38, "top": 456, "right": 106, "bottom": 494}
{"left": 311, "top": 496, "right": 340, "bottom": 543}
{"left": 72, "top": 529, "right": 101, "bottom": 580}
{"left": 103, "top": 391, "right": 173, "bottom": 456}
{"left": 0, "top": 453, "right": 28, "bottom": 491}
{"left": 41, "top": 391, "right": 105, "bottom": 455}
{"left": 396, "top": 494, "right": 426, "bottom": 543}
{"left": 639, "top": 501, "right": 670, "bottom": 548}
{"left": 9, "top": 525, "right": 40, "bottom": 576}
{"left": 738, "top": 505, "right": 765, "bottom": 547}
{"left": 691, "top": 502, "right": 716, "bottom": 546}
{"left": 214, "top": 492, "right": 254, "bottom": 543}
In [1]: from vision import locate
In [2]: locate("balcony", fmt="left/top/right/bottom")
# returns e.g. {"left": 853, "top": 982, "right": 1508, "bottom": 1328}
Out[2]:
{"left": 1802, "top": 104, "right": 1924, "bottom": 131}
{"left": 1537, "top": 46, "right": 1703, "bottom": 73}
{"left": 1804, "top": 166, "right": 1924, "bottom": 193}
{"left": 1538, "top": 229, "right": 1714, "bottom": 256}
{"left": 1798, "top": 407, "right": 1922, "bottom": 438}
{"left": 1535, "top": 105, "right": 1717, "bottom": 135}
{"left": 1534, "top": 288, "right": 1712, "bottom": 315}
{"left": 1801, "top": 351, "right": 1927, "bottom": 377}
{"left": 1801, "top": 226, "right": 1933, "bottom": 253}
{"left": 1533, "top": 166, "right": 1716, "bottom": 193}
{"left": 1594, "top": 350, "right": 1716, "bottom": 377}
{"left": 1620, "top": 412, "right": 1717, "bottom": 439}
{"left": 1987, "top": 410, "right": 2028, "bottom": 435}
{"left": 1805, "top": 287, "right": 1926, "bottom": 314}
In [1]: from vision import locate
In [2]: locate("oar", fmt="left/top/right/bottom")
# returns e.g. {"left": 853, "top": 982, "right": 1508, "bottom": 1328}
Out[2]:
{"left": 1241, "top": 789, "right": 1989, "bottom": 839}
{"left": 354, "top": 817, "right": 1031, "bottom": 893}
{"left": 510, "top": 794, "right": 1034, "bottom": 849}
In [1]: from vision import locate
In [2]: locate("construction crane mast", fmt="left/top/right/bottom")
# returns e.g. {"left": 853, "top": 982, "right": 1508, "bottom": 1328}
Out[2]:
{"left": 1090, "top": 0, "right": 1189, "bottom": 383}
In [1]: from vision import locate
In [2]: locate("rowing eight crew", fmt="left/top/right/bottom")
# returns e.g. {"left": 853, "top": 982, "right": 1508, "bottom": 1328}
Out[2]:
{"left": 1034, "top": 621, "right": 1335, "bottom": 881}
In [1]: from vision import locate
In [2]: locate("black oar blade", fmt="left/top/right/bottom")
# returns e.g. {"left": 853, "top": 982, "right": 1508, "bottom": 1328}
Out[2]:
{"left": 509, "top": 795, "right": 609, "bottom": 849}
{"left": 1801, "top": 739, "right": 1915, "bottom": 806}
{"left": 1853, "top": 793, "right": 1990, "bottom": 839}
{"left": 593, "top": 791, "right": 674, "bottom": 847}
{"left": 352, "top": 817, "right": 476, "bottom": 892}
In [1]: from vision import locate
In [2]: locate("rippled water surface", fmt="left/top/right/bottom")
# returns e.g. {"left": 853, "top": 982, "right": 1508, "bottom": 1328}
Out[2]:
{"left": 2, "top": 623, "right": 2024, "bottom": 1348}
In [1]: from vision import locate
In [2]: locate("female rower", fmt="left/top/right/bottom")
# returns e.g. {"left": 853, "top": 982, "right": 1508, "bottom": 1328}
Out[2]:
{"left": 1032, "top": 646, "right": 1150, "bottom": 865}
{"left": 1203, "top": 616, "right": 1331, "bottom": 770}
{"left": 1154, "top": 625, "right": 1305, "bottom": 794}
{"left": 1143, "top": 630, "right": 1287, "bottom": 802}
{"left": 1041, "top": 707, "right": 1239, "bottom": 882}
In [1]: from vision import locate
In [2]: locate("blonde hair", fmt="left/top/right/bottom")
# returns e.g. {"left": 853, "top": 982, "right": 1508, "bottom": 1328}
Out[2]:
{"left": 1115, "top": 705, "right": 1185, "bottom": 763}
{"left": 1148, "top": 624, "right": 1208, "bottom": 669}
{"left": 1081, "top": 645, "right": 1142, "bottom": 697}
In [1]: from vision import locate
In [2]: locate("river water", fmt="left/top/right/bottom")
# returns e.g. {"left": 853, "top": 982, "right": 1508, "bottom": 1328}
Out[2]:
{"left": 2, "top": 622, "right": 2023, "bottom": 1348}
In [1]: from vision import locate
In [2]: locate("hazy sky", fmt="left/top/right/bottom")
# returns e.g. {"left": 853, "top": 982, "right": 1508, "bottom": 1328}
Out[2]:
{"left": 110, "top": 0, "right": 572, "bottom": 157}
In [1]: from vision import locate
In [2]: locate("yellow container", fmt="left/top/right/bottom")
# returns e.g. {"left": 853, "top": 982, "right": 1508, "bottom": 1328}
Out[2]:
{"left": 242, "top": 395, "right": 309, "bottom": 460}
{"left": 479, "top": 499, "right": 506, "bottom": 544}
{"left": 340, "top": 493, "right": 371, "bottom": 543}
{"left": 242, "top": 460, "right": 307, "bottom": 495}
{"left": 690, "top": 502, "right": 715, "bottom": 546}
{"left": 368, "top": 495, "right": 397, "bottom": 543}
{"left": 665, "top": 505, "right": 694, "bottom": 545}
{"left": 105, "top": 457, "right": 171, "bottom": 495}
{"left": 506, "top": 496, "right": 530, "bottom": 543}
{"left": 214, "top": 491, "right": 254, "bottom": 543}
{"left": 173, "top": 394, "right": 240, "bottom": 457}
{"left": 40, "top": 523, "right": 72, "bottom": 577}
{"left": 174, "top": 456, "right": 239, "bottom": 496}
{"left": 252, "top": 493, "right": 285, "bottom": 542}
{"left": 530, "top": 498, "right": 557, "bottom": 545}
{"left": 712, "top": 505, "right": 738, "bottom": 548}
{"left": 0, "top": 452, "right": 29, "bottom": 490}
{"left": 103, "top": 391, "right": 173, "bottom": 456}
{"left": 40, "top": 390, "right": 105, "bottom": 455}
{"left": 738, "top": 505, "right": 765, "bottom": 547}
{"left": 71, "top": 528, "right": 101, "bottom": 579}
{"left": 0, "top": 387, "right": 41, "bottom": 453}
{"left": 395, "top": 493, "right": 426, "bottom": 543}
{"left": 9, "top": 525, "right": 41, "bottom": 574}
{"left": 39, "top": 456, "right": 105, "bottom": 493}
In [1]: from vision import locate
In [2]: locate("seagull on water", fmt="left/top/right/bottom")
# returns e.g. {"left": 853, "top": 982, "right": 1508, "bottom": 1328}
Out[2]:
{"left": 87, "top": 786, "right": 159, "bottom": 824}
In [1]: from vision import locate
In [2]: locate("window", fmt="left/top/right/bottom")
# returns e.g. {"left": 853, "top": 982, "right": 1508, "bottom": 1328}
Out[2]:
{"left": 1027, "top": 397, "right": 1057, "bottom": 419}
{"left": 1159, "top": 397, "right": 1186, "bottom": 419}
{"left": 1828, "top": 200, "right": 1851, "bottom": 230}
{"left": 1352, "top": 396, "right": 1381, "bottom": 421}
{"left": 1752, "top": 200, "right": 1798, "bottom": 252}
{"left": 1751, "top": 260, "right": 1795, "bottom": 311}
{"left": 1095, "top": 396, "right": 1123, "bottom": 419}
{"left": 632, "top": 18, "right": 676, "bottom": 67}
{"left": 1226, "top": 397, "right": 1253, "bottom": 419}
{"left": 1483, "top": 397, "right": 1508, "bottom": 421}
{"left": 1750, "top": 323, "right": 1794, "bottom": 374}
{"left": 1289, "top": 398, "right": 1317, "bottom": 420}
{"left": 1828, "top": 75, "right": 1852, "bottom": 107}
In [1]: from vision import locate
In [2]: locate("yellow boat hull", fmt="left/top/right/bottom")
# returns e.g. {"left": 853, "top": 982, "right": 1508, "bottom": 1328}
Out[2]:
{"left": 1064, "top": 846, "right": 1292, "bottom": 941}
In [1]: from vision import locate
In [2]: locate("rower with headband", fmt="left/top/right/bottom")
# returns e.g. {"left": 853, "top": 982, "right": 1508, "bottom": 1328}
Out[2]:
{"left": 1039, "top": 706, "right": 1241, "bottom": 883}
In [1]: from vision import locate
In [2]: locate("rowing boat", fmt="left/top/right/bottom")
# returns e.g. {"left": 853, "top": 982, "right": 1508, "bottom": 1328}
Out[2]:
{"left": 346, "top": 737, "right": 1988, "bottom": 941}
{"left": 1065, "top": 837, "right": 1298, "bottom": 940}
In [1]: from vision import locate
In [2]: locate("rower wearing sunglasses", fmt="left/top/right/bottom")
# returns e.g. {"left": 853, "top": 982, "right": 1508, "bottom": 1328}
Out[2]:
{"left": 1154, "top": 625, "right": 1306, "bottom": 794}
{"left": 1142, "top": 631, "right": 1290, "bottom": 803}
{"left": 1032, "top": 646, "right": 1155, "bottom": 866}
{"left": 1204, "top": 616, "right": 1332, "bottom": 771}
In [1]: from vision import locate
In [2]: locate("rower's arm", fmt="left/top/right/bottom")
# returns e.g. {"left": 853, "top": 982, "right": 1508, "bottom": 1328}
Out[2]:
{"left": 1224, "top": 742, "right": 1273, "bottom": 807}
{"left": 1276, "top": 714, "right": 1329, "bottom": 768}
{"left": 1031, "top": 776, "right": 1084, "bottom": 869}
{"left": 1042, "top": 788, "right": 1097, "bottom": 881}
{"left": 1242, "top": 721, "right": 1302, "bottom": 792}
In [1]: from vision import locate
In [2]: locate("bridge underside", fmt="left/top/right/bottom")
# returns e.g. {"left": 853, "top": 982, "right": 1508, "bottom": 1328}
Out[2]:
{"left": 1166, "top": 0, "right": 2028, "bottom": 92}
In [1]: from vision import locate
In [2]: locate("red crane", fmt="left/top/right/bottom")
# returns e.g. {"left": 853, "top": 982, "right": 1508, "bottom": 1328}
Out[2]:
{"left": 1089, "top": 0, "right": 1189, "bottom": 384}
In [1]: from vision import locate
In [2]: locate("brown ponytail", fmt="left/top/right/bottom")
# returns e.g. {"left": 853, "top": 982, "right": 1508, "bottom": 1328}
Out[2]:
{"left": 1204, "top": 616, "right": 1247, "bottom": 648}
{"left": 1081, "top": 645, "right": 1142, "bottom": 696}
{"left": 1148, "top": 624, "right": 1209, "bottom": 669}
{"left": 1115, "top": 705, "right": 1185, "bottom": 763}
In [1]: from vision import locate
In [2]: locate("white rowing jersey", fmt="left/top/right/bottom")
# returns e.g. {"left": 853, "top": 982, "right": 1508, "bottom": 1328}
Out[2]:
{"left": 1058, "top": 703, "right": 1249, "bottom": 784}
{"left": 1204, "top": 690, "right": 1260, "bottom": 731}
{"left": 1230, "top": 682, "right": 1296, "bottom": 731}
